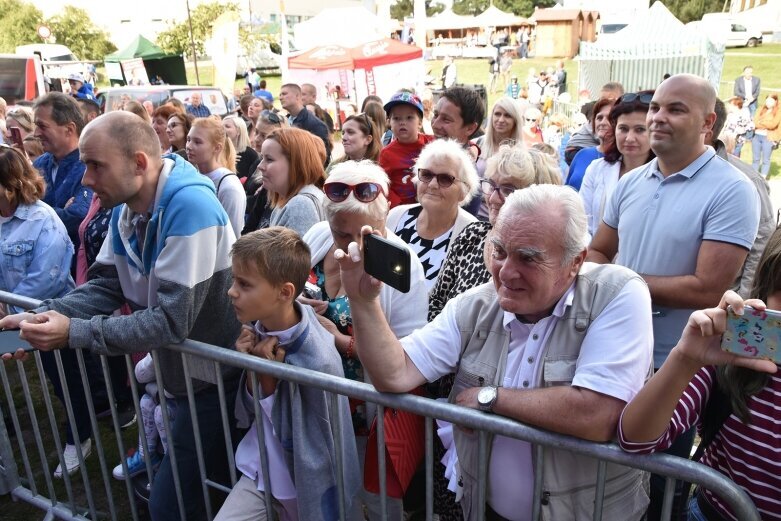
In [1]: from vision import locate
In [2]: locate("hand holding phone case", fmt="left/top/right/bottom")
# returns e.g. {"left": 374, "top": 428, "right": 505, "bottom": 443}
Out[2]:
{"left": 0, "top": 330, "right": 35, "bottom": 354}
{"left": 721, "top": 305, "right": 781, "bottom": 363}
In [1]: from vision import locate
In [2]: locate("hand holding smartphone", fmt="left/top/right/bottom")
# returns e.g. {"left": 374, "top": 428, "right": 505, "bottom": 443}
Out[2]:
{"left": 0, "top": 330, "right": 35, "bottom": 356}
{"left": 363, "top": 234, "right": 411, "bottom": 293}
{"left": 722, "top": 305, "right": 781, "bottom": 364}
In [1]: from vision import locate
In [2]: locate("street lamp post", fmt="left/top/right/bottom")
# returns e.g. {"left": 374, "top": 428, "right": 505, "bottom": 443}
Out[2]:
{"left": 185, "top": 0, "right": 201, "bottom": 85}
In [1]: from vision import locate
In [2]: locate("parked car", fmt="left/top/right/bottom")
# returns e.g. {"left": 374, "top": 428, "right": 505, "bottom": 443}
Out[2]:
{"left": 97, "top": 85, "right": 229, "bottom": 116}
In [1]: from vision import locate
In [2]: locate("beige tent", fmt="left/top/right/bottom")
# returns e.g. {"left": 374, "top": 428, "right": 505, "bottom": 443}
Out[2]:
{"left": 474, "top": 5, "right": 528, "bottom": 27}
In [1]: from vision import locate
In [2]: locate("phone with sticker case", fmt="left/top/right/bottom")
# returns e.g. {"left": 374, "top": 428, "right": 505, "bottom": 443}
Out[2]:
{"left": 721, "top": 305, "right": 781, "bottom": 364}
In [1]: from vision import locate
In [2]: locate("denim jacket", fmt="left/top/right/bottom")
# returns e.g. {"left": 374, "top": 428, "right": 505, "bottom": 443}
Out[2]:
{"left": 0, "top": 201, "right": 74, "bottom": 313}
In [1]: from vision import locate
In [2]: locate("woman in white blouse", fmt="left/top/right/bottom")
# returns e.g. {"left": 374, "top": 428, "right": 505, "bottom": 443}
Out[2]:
{"left": 580, "top": 91, "right": 655, "bottom": 237}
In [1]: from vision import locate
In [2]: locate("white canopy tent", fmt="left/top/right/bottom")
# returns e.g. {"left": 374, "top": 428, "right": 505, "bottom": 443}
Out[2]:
{"left": 426, "top": 8, "right": 476, "bottom": 31}
{"left": 578, "top": 2, "right": 724, "bottom": 96}
{"left": 474, "top": 5, "right": 528, "bottom": 27}
{"left": 293, "top": 7, "right": 397, "bottom": 50}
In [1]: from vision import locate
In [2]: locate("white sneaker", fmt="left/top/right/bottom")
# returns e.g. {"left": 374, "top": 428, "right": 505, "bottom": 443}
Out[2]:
{"left": 54, "top": 438, "right": 92, "bottom": 478}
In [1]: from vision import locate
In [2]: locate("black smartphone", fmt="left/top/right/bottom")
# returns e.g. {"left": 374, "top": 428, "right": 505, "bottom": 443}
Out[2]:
{"left": 0, "top": 330, "right": 35, "bottom": 355}
{"left": 364, "top": 234, "right": 411, "bottom": 293}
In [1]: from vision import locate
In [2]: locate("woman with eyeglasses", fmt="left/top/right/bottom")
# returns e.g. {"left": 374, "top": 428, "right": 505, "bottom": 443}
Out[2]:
{"left": 425, "top": 145, "right": 562, "bottom": 519}
{"left": 166, "top": 112, "right": 194, "bottom": 159}
{"left": 222, "top": 115, "right": 258, "bottom": 182}
{"left": 301, "top": 160, "right": 428, "bottom": 521}
{"left": 580, "top": 91, "right": 655, "bottom": 237}
{"left": 250, "top": 127, "right": 326, "bottom": 238}
{"left": 329, "top": 113, "right": 382, "bottom": 168}
{"left": 151, "top": 105, "right": 181, "bottom": 154}
{"left": 386, "top": 139, "right": 479, "bottom": 290}
{"left": 565, "top": 97, "right": 616, "bottom": 191}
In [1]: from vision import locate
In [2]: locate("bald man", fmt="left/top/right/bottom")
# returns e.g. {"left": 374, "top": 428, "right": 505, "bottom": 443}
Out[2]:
{"left": 1, "top": 111, "right": 241, "bottom": 521}
{"left": 586, "top": 74, "right": 760, "bottom": 518}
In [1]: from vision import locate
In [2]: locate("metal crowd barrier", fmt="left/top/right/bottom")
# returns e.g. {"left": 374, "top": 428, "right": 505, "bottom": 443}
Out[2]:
{"left": 0, "top": 290, "right": 762, "bottom": 521}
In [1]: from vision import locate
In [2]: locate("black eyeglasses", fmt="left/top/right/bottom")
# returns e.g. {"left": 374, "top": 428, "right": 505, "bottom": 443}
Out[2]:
{"left": 352, "top": 113, "right": 373, "bottom": 132}
{"left": 417, "top": 169, "right": 459, "bottom": 188}
{"left": 480, "top": 179, "right": 518, "bottom": 199}
{"left": 261, "top": 110, "right": 281, "bottom": 124}
{"left": 620, "top": 92, "right": 653, "bottom": 105}
{"left": 324, "top": 182, "right": 386, "bottom": 203}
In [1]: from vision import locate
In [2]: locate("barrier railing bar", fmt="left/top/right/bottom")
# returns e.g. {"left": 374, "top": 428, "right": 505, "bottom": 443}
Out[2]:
{"left": 203, "top": 478, "right": 232, "bottom": 495}
{"left": 1, "top": 363, "right": 31, "bottom": 494}
{"left": 99, "top": 354, "right": 140, "bottom": 521}
{"left": 425, "top": 415, "right": 433, "bottom": 521}
{"left": 75, "top": 349, "right": 118, "bottom": 521}
{"left": 123, "top": 352, "right": 156, "bottom": 513}
{"left": 53, "top": 349, "right": 98, "bottom": 519}
{"left": 11, "top": 487, "right": 91, "bottom": 521}
{"left": 181, "top": 353, "right": 214, "bottom": 520}
{"left": 151, "top": 349, "right": 186, "bottom": 521}
{"left": 376, "top": 404, "right": 387, "bottom": 521}
{"left": 214, "top": 361, "right": 238, "bottom": 488}
{"left": 0, "top": 291, "right": 762, "bottom": 521}
{"left": 249, "top": 372, "right": 276, "bottom": 521}
{"left": 531, "top": 443, "right": 544, "bottom": 521}
{"left": 328, "top": 391, "right": 347, "bottom": 521}
{"left": 35, "top": 351, "right": 77, "bottom": 512}
{"left": 592, "top": 459, "right": 608, "bottom": 520}
{"left": 661, "top": 476, "right": 675, "bottom": 521}
{"left": 0, "top": 380, "right": 21, "bottom": 497}
{"left": 476, "top": 430, "right": 488, "bottom": 521}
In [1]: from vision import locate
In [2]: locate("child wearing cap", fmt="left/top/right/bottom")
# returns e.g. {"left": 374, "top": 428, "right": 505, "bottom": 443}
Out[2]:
{"left": 67, "top": 73, "right": 96, "bottom": 101}
{"left": 378, "top": 91, "right": 435, "bottom": 207}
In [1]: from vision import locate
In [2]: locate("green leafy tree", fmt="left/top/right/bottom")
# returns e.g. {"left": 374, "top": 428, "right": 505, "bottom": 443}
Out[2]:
{"left": 659, "top": 0, "right": 725, "bottom": 24}
{"left": 47, "top": 6, "right": 116, "bottom": 60}
{"left": 0, "top": 0, "right": 44, "bottom": 53}
{"left": 157, "top": 2, "right": 259, "bottom": 58}
{"left": 452, "top": 0, "right": 556, "bottom": 18}
{"left": 390, "top": 0, "right": 446, "bottom": 20}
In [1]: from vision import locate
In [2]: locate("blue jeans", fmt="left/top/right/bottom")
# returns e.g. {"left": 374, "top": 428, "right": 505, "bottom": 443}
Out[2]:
{"left": 751, "top": 133, "right": 774, "bottom": 177}
{"left": 687, "top": 495, "right": 709, "bottom": 521}
{"left": 148, "top": 380, "right": 239, "bottom": 521}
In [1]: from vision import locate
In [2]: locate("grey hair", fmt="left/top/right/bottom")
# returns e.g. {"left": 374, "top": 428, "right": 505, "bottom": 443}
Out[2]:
{"left": 323, "top": 160, "right": 390, "bottom": 223}
{"left": 497, "top": 184, "right": 588, "bottom": 264}
{"left": 34, "top": 92, "right": 85, "bottom": 134}
{"left": 485, "top": 143, "right": 536, "bottom": 187}
{"left": 414, "top": 138, "right": 479, "bottom": 205}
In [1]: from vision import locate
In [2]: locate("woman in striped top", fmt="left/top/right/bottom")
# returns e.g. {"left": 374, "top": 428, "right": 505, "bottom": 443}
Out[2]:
{"left": 618, "top": 230, "right": 781, "bottom": 520}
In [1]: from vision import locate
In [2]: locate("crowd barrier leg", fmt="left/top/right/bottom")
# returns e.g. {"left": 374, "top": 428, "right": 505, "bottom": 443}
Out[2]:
{"left": 249, "top": 372, "right": 276, "bottom": 521}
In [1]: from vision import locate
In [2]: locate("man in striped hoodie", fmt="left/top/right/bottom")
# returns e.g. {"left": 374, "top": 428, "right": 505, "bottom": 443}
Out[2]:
{"left": 2, "top": 111, "right": 241, "bottom": 521}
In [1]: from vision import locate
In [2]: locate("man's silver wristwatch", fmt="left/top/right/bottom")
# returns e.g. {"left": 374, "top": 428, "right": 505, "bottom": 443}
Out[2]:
{"left": 477, "top": 386, "right": 498, "bottom": 412}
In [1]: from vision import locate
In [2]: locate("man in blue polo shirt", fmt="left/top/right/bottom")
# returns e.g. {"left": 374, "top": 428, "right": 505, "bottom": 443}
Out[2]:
{"left": 586, "top": 73, "right": 760, "bottom": 521}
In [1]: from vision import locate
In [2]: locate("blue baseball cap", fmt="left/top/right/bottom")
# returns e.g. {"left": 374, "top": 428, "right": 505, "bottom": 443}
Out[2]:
{"left": 384, "top": 91, "right": 424, "bottom": 117}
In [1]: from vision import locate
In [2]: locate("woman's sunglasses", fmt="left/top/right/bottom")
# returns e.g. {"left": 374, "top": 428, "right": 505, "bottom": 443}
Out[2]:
{"left": 417, "top": 169, "right": 458, "bottom": 188}
{"left": 261, "top": 110, "right": 282, "bottom": 124}
{"left": 620, "top": 92, "right": 654, "bottom": 105}
{"left": 324, "top": 182, "right": 386, "bottom": 203}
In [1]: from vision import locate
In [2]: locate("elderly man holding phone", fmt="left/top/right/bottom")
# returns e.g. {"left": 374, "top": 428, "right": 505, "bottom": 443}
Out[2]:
{"left": 334, "top": 184, "right": 654, "bottom": 521}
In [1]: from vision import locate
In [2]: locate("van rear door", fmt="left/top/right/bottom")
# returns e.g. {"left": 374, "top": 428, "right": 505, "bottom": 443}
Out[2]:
{"left": 0, "top": 55, "right": 45, "bottom": 104}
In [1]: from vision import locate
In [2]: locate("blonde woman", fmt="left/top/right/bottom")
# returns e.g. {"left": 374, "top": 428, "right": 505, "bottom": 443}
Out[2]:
{"left": 222, "top": 114, "right": 258, "bottom": 181}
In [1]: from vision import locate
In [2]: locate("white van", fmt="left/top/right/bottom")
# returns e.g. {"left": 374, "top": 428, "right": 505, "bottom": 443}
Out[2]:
{"left": 701, "top": 14, "right": 763, "bottom": 48}
{"left": 0, "top": 54, "right": 46, "bottom": 104}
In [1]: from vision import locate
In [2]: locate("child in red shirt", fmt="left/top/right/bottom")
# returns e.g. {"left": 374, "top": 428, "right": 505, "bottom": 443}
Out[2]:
{"left": 379, "top": 91, "right": 435, "bottom": 207}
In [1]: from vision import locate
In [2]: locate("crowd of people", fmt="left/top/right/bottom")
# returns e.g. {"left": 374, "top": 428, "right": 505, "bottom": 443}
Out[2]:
{"left": 0, "top": 65, "right": 779, "bottom": 521}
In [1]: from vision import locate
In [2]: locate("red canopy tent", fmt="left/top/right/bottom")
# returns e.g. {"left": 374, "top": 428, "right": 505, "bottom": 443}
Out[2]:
{"left": 288, "top": 38, "right": 422, "bottom": 70}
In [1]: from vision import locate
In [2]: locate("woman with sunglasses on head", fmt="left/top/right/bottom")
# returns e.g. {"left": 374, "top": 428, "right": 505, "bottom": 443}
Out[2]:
{"left": 385, "top": 139, "right": 479, "bottom": 290}
{"left": 301, "top": 160, "right": 428, "bottom": 521}
{"left": 580, "top": 91, "right": 655, "bottom": 237}
{"left": 329, "top": 113, "right": 382, "bottom": 169}
{"left": 565, "top": 97, "right": 616, "bottom": 191}
{"left": 5, "top": 106, "right": 35, "bottom": 143}
{"left": 166, "top": 112, "right": 194, "bottom": 159}
{"left": 250, "top": 127, "right": 326, "bottom": 238}
{"left": 222, "top": 115, "right": 258, "bottom": 182}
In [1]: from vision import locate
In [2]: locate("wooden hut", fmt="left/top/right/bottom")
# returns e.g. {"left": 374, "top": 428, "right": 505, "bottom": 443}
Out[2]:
{"left": 531, "top": 8, "right": 598, "bottom": 58}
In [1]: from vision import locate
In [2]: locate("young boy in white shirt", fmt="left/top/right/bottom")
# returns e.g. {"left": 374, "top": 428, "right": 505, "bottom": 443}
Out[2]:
{"left": 215, "top": 227, "right": 360, "bottom": 521}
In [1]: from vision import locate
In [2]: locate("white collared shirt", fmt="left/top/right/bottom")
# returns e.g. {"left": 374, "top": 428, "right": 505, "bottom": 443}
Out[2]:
{"left": 402, "top": 277, "right": 653, "bottom": 520}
